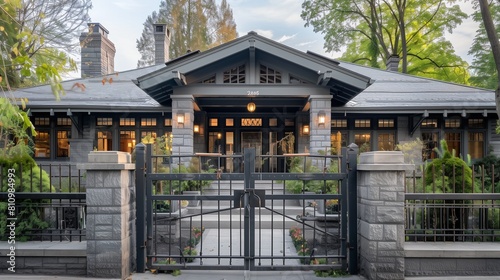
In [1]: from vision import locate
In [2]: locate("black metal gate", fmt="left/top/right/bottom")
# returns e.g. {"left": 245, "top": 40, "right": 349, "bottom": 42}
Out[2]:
{"left": 135, "top": 144, "right": 358, "bottom": 273}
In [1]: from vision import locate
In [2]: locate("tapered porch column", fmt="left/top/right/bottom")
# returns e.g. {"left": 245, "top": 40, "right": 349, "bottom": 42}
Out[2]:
{"left": 309, "top": 95, "right": 332, "bottom": 155}
{"left": 171, "top": 95, "right": 194, "bottom": 156}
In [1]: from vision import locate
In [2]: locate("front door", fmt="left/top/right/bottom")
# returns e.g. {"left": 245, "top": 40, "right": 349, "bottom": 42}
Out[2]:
{"left": 241, "top": 132, "right": 262, "bottom": 171}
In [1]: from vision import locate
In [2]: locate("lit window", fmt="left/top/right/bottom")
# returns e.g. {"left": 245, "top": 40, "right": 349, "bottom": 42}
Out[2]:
{"left": 35, "top": 117, "right": 50, "bottom": 126}
{"left": 57, "top": 130, "right": 70, "bottom": 157}
{"left": 332, "top": 119, "right": 347, "bottom": 128}
{"left": 97, "top": 131, "right": 112, "bottom": 151}
{"left": 141, "top": 118, "right": 157, "bottom": 127}
{"left": 469, "top": 132, "right": 484, "bottom": 159}
{"left": 422, "top": 132, "right": 439, "bottom": 160}
{"left": 354, "top": 133, "right": 371, "bottom": 152}
{"left": 120, "top": 118, "right": 136, "bottom": 126}
{"left": 210, "top": 118, "right": 218, "bottom": 127}
{"left": 164, "top": 119, "right": 172, "bottom": 126}
{"left": 444, "top": 132, "right": 461, "bottom": 156}
{"left": 285, "top": 119, "right": 294, "bottom": 127}
{"left": 223, "top": 64, "right": 245, "bottom": 83}
{"left": 421, "top": 119, "right": 438, "bottom": 128}
{"left": 378, "top": 119, "right": 394, "bottom": 128}
{"left": 269, "top": 118, "right": 278, "bottom": 127}
{"left": 355, "top": 119, "right": 371, "bottom": 128}
{"left": 97, "top": 118, "right": 113, "bottom": 126}
{"left": 226, "top": 119, "right": 234, "bottom": 127}
{"left": 445, "top": 119, "right": 461, "bottom": 128}
{"left": 331, "top": 132, "right": 347, "bottom": 155}
{"left": 241, "top": 118, "right": 262, "bottom": 127}
{"left": 34, "top": 131, "right": 50, "bottom": 158}
{"left": 120, "top": 130, "right": 136, "bottom": 153}
{"left": 57, "top": 118, "right": 71, "bottom": 126}
{"left": 377, "top": 133, "right": 395, "bottom": 151}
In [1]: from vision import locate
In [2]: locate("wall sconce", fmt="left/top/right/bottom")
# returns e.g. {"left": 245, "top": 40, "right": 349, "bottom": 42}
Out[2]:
{"left": 50, "top": 108, "right": 54, "bottom": 116}
{"left": 461, "top": 110, "right": 466, "bottom": 117}
{"left": 443, "top": 110, "right": 447, "bottom": 118}
{"left": 247, "top": 101, "right": 256, "bottom": 113}
{"left": 177, "top": 113, "right": 185, "bottom": 124}
{"left": 67, "top": 109, "right": 72, "bottom": 116}
{"left": 483, "top": 109, "right": 488, "bottom": 117}
{"left": 217, "top": 132, "right": 222, "bottom": 140}
{"left": 193, "top": 124, "right": 200, "bottom": 134}
{"left": 302, "top": 125, "right": 310, "bottom": 135}
{"left": 318, "top": 111, "right": 326, "bottom": 125}
{"left": 423, "top": 110, "right": 429, "bottom": 118}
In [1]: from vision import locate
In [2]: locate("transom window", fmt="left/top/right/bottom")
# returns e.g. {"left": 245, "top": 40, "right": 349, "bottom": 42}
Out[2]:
{"left": 35, "top": 117, "right": 50, "bottom": 126}
{"left": 445, "top": 118, "right": 461, "bottom": 128}
{"left": 97, "top": 118, "right": 113, "bottom": 126}
{"left": 57, "top": 118, "right": 71, "bottom": 126}
{"left": 355, "top": 119, "right": 371, "bottom": 128}
{"left": 332, "top": 119, "right": 347, "bottom": 128}
{"left": 120, "top": 118, "right": 136, "bottom": 126}
{"left": 468, "top": 118, "right": 485, "bottom": 128}
{"left": 141, "top": 118, "right": 157, "bottom": 127}
{"left": 378, "top": 119, "right": 394, "bottom": 128}
{"left": 226, "top": 119, "right": 234, "bottom": 127}
{"left": 209, "top": 118, "right": 218, "bottom": 127}
{"left": 241, "top": 118, "right": 262, "bottom": 127}
{"left": 223, "top": 64, "right": 245, "bottom": 83}
{"left": 421, "top": 119, "right": 438, "bottom": 128}
{"left": 259, "top": 65, "right": 281, "bottom": 83}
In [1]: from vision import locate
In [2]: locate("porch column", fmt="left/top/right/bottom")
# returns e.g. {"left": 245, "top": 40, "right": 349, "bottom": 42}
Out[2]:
{"left": 171, "top": 95, "right": 194, "bottom": 156}
{"left": 309, "top": 95, "right": 332, "bottom": 155}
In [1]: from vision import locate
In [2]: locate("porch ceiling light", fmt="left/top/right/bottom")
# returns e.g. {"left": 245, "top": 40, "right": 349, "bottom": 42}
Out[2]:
{"left": 247, "top": 102, "right": 256, "bottom": 113}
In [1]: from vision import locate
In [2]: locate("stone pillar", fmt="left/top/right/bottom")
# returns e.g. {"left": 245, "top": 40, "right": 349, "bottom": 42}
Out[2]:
{"left": 79, "top": 152, "right": 136, "bottom": 279}
{"left": 171, "top": 95, "right": 194, "bottom": 157}
{"left": 309, "top": 95, "right": 332, "bottom": 155}
{"left": 357, "top": 151, "right": 412, "bottom": 280}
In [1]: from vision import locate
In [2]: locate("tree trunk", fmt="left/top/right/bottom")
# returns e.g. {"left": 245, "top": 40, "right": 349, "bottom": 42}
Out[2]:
{"left": 478, "top": 0, "right": 500, "bottom": 119}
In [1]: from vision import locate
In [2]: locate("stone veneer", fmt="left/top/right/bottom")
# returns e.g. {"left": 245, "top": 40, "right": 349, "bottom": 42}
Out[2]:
{"left": 308, "top": 95, "right": 332, "bottom": 155}
{"left": 357, "top": 151, "right": 412, "bottom": 280}
{"left": 79, "top": 151, "right": 136, "bottom": 279}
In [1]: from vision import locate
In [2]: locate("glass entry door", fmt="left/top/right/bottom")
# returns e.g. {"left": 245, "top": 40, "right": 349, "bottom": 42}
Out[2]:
{"left": 241, "top": 132, "right": 262, "bottom": 171}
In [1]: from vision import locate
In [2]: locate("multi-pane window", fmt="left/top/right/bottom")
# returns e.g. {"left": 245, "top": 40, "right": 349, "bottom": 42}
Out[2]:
{"left": 354, "top": 133, "right": 371, "bottom": 152}
{"left": 226, "top": 119, "right": 234, "bottom": 127}
{"left": 332, "top": 119, "right": 347, "bottom": 128}
{"left": 259, "top": 65, "right": 282, "bottom": 83}
{"left": 468, "top": 118, "right": 485, "bottom": 129}
{"left": 120, "top": 130, "right": 136, "bottom": 153}
{"left": 355, "top": 119, "right": 371, "bottom": 128}
{"left": 378, "top": 133, "right": 395, "bottom": 151}
{"left": 445, "top": 132, "right": 461, "bottom": 156}
{"left": 57, "top": 131, "right": 70, "bottom": 157}
{"left": 209, "top": 118, "right": 218, "bottom": 127}
{"left": 97, "top": 131, "right": 112, "bottom": 151}
{"left": 269, "top": 118, "right": 278, "bottom": 127}
{"left": 378, "top": 119, "right": 395, "bottom": 128}
{"left": 165, "top": 119, "right": 172, "bottom": 126}
{"left": 34, "top": 131, "right": 50, "bottom": 158}
{"left": 241, "top": 118, "right": 262, "bottom": 127}
{"left": 421, "top": 119, "right": 438, "bottom": 128}
{"left": 445, "top": 118, "right": 461, "bottom": 128}
{"left": 469, "top": 132, "right": 484, "bottom": 159}
{"left": 331, "top": 132, "right": 347, "bottom": 155}
{"left": 141, "top": 118, "right": 157, "bottom": 127}
{"left": 35, "top": 117, "right": 50, "bottom": 126}
{"left": 422, "top": 132, "right": 439, "bottom": 160}
{"left": 223, "top": 64, "right": 245, "bottom": 83}
{"left": 120, "top": 118, "right": 135, "bottom": 126}
{"left": 97, "top": 118, "right": 113, "bottom": 126}
{"left": 57, "top": 118, "right": 72, "bottom": 126}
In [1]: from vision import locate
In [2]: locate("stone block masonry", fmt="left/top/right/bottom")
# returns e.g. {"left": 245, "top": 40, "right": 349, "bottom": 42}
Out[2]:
{"left": 79, "top": 151, "right": 136, "bottom": 279}
{"left": 357, "top": 151, "right": 412, "bottom": 280}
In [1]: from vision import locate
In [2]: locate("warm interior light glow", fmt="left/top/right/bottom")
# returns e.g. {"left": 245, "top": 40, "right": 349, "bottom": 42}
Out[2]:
{"left": 318, "top": 111, "right": 326, "bottom": 125}
{"left": 302, "top": 125, "right": 310, "bottom": 135}
{"left": 217, "top": 132, "right": 222, "bottom": 139}
{"left": 177, "top": 113, "right": 185, "bottom": 124}
{"left": 247, "top": 102, "right": 256, "bottom": 112}
{"left": 194, "top": 124, "right": 200, "bottom": 133}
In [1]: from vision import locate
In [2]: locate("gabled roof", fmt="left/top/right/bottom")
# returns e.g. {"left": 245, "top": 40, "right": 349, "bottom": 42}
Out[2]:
{"left": 135, "top": 31, "right": 374, "bottom": 106}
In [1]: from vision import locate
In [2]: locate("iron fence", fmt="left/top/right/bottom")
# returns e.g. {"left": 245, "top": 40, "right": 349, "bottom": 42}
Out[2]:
{"left": 405, "top": 164, "right": 500, "bottom": 242}
{"left": 0, "top": 163, "right": 86, "bottom": 242}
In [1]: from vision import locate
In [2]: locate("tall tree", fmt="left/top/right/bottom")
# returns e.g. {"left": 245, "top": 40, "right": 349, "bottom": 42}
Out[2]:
{"left": 301, "top": 0, "right": 469, "bottom": 83}
{"left": 136, "top": 0, "right": 238, "bottom": 67}
{"left": 476, "top": 0, "right": 500, "bottom": 120}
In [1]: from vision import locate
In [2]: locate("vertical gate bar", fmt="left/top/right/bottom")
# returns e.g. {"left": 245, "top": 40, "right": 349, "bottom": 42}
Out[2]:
{"left": 244, "top": 148, "right": 256, "bottom": 270}
{"left": 146, "top": 144, "right": 153, "bottom": 269}
{"left": 340, "top": 147, "right": 348, "bottom": 271}
{"left": 347, "top": 143, "right": 359, "bottom": 274}
{"left": 135, "top": 143, "right": 146, "bottom": 272}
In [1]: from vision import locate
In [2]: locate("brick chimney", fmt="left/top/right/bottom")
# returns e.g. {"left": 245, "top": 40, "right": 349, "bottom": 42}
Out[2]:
{"left": 386, "top": 55, "right": 400, "bottom": 72}
{"left": 153, "top": 23, "right": 170, "bottom": 65}
{"left": 79, "top": 23, "right": 116, "bottom": 78}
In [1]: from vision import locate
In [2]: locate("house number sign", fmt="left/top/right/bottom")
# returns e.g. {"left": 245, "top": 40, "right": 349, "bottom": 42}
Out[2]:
{"left": 247, "top": 90, "right": 260, "bottom": 96}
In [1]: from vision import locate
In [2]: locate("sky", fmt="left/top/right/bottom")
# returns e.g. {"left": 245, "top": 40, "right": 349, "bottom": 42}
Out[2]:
{"left": 85, "top": 0, "right": 478, "bottom": 74}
